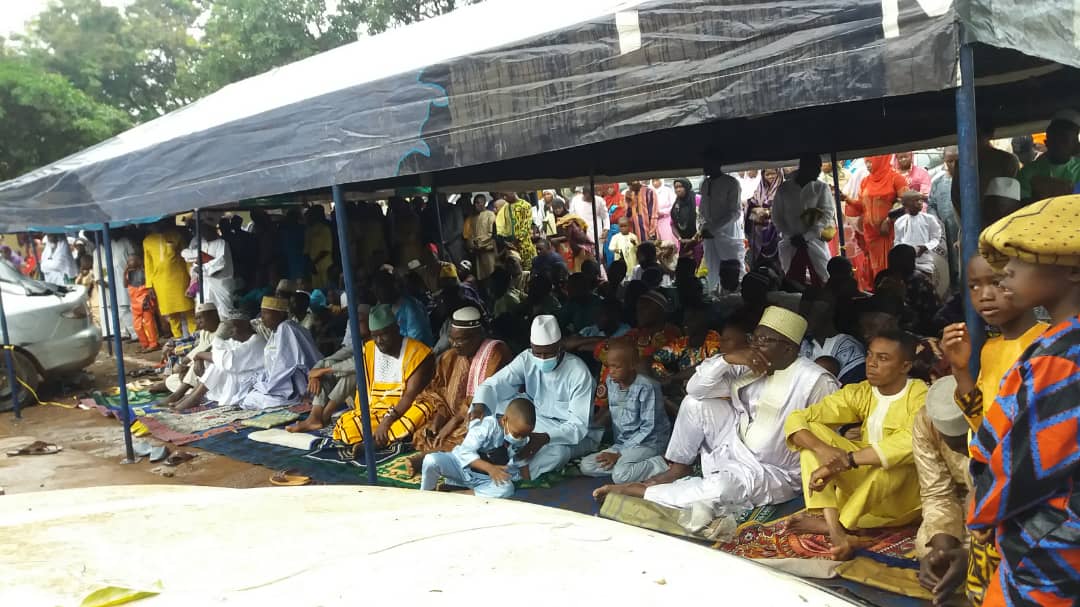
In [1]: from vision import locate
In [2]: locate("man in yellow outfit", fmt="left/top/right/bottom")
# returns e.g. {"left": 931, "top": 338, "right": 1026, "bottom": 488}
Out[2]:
{"left": 784, "top": 328, "right": 927, "bottom": 559}
{"left": 333, "top": 304, "right": 435, "bottom": 454}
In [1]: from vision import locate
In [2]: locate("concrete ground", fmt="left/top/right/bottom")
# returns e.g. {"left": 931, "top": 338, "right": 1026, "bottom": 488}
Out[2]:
{"left": 0, "top": 349, "right": 272, "bottom": 496}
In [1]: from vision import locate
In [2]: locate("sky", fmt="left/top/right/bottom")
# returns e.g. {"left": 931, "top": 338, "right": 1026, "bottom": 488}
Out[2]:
{"left": 1, "top": 0, "right": 133, "bottom": 37}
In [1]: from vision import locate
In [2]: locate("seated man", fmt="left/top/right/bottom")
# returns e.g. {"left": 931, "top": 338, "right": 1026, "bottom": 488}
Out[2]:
{"left": 799, "top": 286, "right": 866, "bottom": 385}
{"left": 405, "top": 307, "right": 512, "bottom": 474}
{"left": 177, "top": 311, "right": 267, "bottom": 410}
{"left": 580, "top": 340, "right": 671, "bottom": 483}
{"left": 155, "top": 302, "right": 224, "bottom": 405}
{"left": 237, "top": 296, "right": 322, "bottom": 411}
{"left": 913, "top": 377, "right": 972, "bottom": 606}
{"left": 471, "top": 315, "right": 597, "bottom": 480}
{"left": 332, "top": 304, "right": 435, "bottom": 450}
{"left": 594, "top": 307, "right": 839, "bottom": 513}
{"left": 287, "top": 304, "right": 369, "bottom": 433}
{"left": 419, "top": 397, "right": 536, "bottom": 498}
{"left": 784, "top": 329, "right": 927, "bottom": 559}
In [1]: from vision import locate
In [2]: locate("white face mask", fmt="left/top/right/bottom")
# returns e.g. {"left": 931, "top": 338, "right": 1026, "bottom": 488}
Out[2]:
{"left": 504, "top": 432, "right": 529, "bottom": 448}
{"left": 531, "top": 351, "right": 559, "bottom": 372}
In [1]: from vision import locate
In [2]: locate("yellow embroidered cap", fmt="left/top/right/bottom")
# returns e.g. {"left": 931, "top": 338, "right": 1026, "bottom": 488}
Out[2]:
{"left": 979, "top": 195, "right": 1080, "bottom": 270}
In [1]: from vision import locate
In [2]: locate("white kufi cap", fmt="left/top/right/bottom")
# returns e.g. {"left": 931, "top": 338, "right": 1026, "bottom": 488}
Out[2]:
{"left": 530, "top": 315, "right": 562, "bottom": 346}
{"left": 985, "top": 177, "right": 1020, "bottom": 201}
{"left": 925, "top": 376, "right": 968, "bottom": 437}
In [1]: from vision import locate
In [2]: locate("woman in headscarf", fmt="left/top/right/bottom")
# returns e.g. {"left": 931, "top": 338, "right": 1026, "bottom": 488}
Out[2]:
{"left": 845, "top": 155, "right": 909, "bottom": 283}
{"left": 603, "top": 183, "right": 627, "bottom": 266}
{"left": 551, "top": 198, "right": 593, "bottom": 272}
{"left": 744, "top": 168, "right": 784, "bottom": 273}
{"left": 624, "top": 180, "right": 658, "bottom": 242}
{"left": 671, "top": 178, "right": 701, "bottom": 264}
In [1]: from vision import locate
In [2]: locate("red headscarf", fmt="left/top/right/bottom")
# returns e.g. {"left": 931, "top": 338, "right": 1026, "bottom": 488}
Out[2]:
{"left": 860, "top": 155, "right": 902, "bottom": 201}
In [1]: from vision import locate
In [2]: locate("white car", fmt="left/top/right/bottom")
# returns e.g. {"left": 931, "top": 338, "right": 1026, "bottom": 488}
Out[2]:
{"left": 0, "top": 261, "right": 101, "bottom": 411}
{"left": 0, "top": 485, "right": 863, "bottom": 606}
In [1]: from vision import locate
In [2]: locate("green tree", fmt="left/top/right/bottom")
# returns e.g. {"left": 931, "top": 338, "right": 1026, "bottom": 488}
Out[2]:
{"left": 17, "top": 0, "right": 202, "bottom": 122}
{"left": 340, "top": 0, "right": 481, "bottom": 36}
{"left": 0, "top": 56, "right": 130, "bottom": 180}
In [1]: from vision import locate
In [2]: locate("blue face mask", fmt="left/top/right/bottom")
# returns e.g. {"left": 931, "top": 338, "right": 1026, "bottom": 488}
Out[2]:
{"left": 532, "top": 352, "right": 559, "bottom": 372}
{"left": 505, "top": 432, "right": 529, "bottom": 448}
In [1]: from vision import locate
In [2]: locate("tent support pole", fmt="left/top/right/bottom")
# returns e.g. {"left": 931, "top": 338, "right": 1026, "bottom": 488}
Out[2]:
{"left": 102, "top": 225, "right": 136, "bottom": 463}
{"left": 92, "top": 231, "right": 113, "bottom": 357}
{"left": 955, "top": 41, "right": 983, "bottom": 378}
{"left": 332, "top": 186, "right": 378, "bottom": 485}
{"left": 590, "top": 171, "right": 601, "bottom": 262}
{"left": 0, "top": 265, "right": 20, "bottom": 419}
{"left": 194, "top": 209, "right": 204, "bottom": 303}
{"left": 829, "top": 152, "right": 846, "bottom": 251}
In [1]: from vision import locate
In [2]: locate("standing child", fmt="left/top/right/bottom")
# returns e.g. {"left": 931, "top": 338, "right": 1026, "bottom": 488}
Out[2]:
{"left": 125, "top": 253, "right": 160, "bottom": 353}
{"left": 965, "top": 196, "right": 1080, "bottom": 607}
{"left": 892, "top": 191, "right": 942, "bottom": 277}
{"left": 580, "top": 339, "right": 671, "bottom": 483}
{"left": 420, "top": 397, "right": 536, "bottom": 498}
{"left": 608, "top": 217, "right": 639, "bottom": 278}
{"left": 74, "top": 255, "right": 101, "bottom": 329}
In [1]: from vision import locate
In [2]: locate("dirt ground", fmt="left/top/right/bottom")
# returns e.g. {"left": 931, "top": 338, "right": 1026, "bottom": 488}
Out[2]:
{"left": 0, "top": 347, "right": 273, "bottom": 496}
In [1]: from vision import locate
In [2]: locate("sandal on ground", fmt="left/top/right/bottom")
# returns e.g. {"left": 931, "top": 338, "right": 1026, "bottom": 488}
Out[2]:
{"left": 6, "top": 441, "right": 63, "bottom": 456}
{"left": 270, "top": 470, "right": 312, "bottom": 486}
{"left": 164, "top": 452, "right": 196, "bottom": 466}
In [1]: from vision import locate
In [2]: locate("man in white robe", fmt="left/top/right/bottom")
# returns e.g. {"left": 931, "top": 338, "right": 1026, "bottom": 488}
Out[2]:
{"left": 237, "top": 296, "right": 321, "bottom": 411}
{"left": 41, "top": 234, "right": 78, "bottom": 285}
{"left": 773, "top": 155, "right": 835, "bottom": 285}
{"left": 198, "top": 313, "right": 267, "bottom": 407}
{"left": 472, "top": 315, "right": 598, "bottom": 479}
{"left": 698, "top": 164, "right": 745, "bottom": 295}
{"left": 159, "top": 303, "right": 228, "bottom": 406}
{"left": 594, "top": 306, "right": 839, "bottom": 512}
{"left": 182, "top": 211, "right": 235, "bottom": 317}
{"left": 570, "top": 188, "right": 609, "bottom": 246}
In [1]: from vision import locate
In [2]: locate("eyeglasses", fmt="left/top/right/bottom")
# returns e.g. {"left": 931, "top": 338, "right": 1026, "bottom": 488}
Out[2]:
{"left": 751, "top": 334, "right": 791, "bottom": 348}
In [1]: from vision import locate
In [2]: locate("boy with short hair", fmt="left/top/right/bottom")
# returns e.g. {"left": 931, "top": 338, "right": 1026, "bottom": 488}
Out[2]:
{"left": 608, "top": 217, "right": 639, "bottom": 277}
{"left": 962, "top": 196, "right": 1080, "bottom": 606}
{"left": 580, "top": 339, "right": 671, "bottom": 483}
{"left": 419, "top": 397, "right": 536, "bottom": 498}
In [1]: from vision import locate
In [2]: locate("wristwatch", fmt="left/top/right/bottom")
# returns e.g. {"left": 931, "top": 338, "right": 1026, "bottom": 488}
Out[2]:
{"left": 847, "top": 452, "right": 858, "bottom": 470}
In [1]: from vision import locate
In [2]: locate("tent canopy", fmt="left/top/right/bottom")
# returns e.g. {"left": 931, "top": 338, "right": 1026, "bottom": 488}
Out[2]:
{"left": 1, "top": 0, "right": 1078, "bottom": 231}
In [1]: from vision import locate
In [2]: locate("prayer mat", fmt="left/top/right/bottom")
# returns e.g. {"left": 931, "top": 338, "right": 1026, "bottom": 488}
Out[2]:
{"left": 141, "top": 405, "right": 265, "bottom": 436}
{"left": 834, "top": 556, "right": 932, "bottom": 601}
{"left": 599, "top": 493, "right": 804, "bottom": 542}
{"left": 188, "top": 427, "right": 364, "bottom": 485}
{"left": 712, "top": 511, "right": 917, "bottom": 561}
{"left": 83, "top": 390, "right": 169, "bottom": 423}
{"left": 817, "top": 578, "right": 927, "bottom": 607}
{"left": 240, "top": 409, "right": 302, "bottom": 429}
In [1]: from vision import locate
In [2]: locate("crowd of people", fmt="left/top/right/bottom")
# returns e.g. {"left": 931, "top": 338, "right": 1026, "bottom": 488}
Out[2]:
{"left": 6, "top": 109, "right": 1080, "bottom": 607}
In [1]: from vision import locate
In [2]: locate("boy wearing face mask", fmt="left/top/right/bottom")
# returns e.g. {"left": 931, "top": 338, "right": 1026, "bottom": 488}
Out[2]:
{"left": 580, "top": 339, "right": 671, "bottom": 483}
{"left": 419, "top": 398, "right": 536, "bottom": 498}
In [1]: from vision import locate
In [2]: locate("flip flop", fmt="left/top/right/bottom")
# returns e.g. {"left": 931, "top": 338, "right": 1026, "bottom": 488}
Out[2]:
{"left": 270, "top": 470, "right": 311, "bottom": 486}
{"left": 164, "top": 452, "right": 196, "bottom": 467}
{"left": 6, "top": 441, "right": 63, "bottom": 456}
{"left": 132, "top": 440, "right": 153, "bottom": 458}
{"left": 149, "top": 445, "right": 169, "bottom": 463}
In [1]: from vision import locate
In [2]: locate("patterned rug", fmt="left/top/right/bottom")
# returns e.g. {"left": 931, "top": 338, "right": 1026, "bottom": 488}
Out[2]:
{"left": 713, "top": 511, "right": 917, "bottom": 561}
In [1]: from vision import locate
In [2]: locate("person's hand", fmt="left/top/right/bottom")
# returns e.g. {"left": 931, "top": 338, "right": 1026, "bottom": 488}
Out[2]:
{"left": 516, "top": 433, "right": 549, "bottom": 460}
{"left": 307, "top": 376, "right": 322, "bottom": 395}
{"left": 489, "top": 465, "right": 512, "bottom": 485}
{"left": 814, "top": 444, "right": 851, "bottom": 474}
{"left": 468, "top": 403, "right": 486, "bottom": 422}
{"left": 595, "top": 451, "right": 621, "bottom": 470}
{"left": 941, "top": 323, "right": 971, "bottom": 372}
{"left": 374, "top": 417, "right": 392, "bottom": 447}
{"left": 724, "top": 349, "right": 771, "bottom": 375}
{"left": 878, "top": 219, "right": 892, "bottom": 236}
{"left": 808, "top": 464, "right": 838, "bottom": 494}
{"left": 921, "top": 547, "right": 968, "bottom": 605}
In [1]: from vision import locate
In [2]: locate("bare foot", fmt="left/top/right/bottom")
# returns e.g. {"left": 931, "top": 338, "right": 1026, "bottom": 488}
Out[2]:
{"left": 829, "top": 532, "right": 872, "bottom": 560}
{"left": 286, "top": 416, "right": 325, "bottom": 433}
{"left": 172, "top": 395, "right": 201, "bottom": 412}
{"left": 593, "top": 483, "right": 639, "bottom": 503}
{"left": 788, "top": 511, "right": 831, "bottom": 536}
{"left": 404, "top": 453, "right": 426, "bottom": 477}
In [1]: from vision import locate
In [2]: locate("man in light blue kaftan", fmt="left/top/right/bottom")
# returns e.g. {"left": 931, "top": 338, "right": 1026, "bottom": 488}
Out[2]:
{"left": 471, "top": 315, "right": 598, "bottom": 479}
{"left": 238, "top": 296, "right": 322, "bottom": 411}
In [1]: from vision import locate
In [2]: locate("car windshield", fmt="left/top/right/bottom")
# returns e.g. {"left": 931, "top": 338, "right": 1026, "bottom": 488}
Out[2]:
{"left": 0, "top": 259, "right": 61, "bottom": 296}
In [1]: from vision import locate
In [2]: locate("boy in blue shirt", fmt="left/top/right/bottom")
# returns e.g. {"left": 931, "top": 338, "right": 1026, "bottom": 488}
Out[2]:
{"left": 579, "top": 339, "right": 671, "bottom": 483}
{"left": 420, "top": 398, "right": 535, "bottom": 498}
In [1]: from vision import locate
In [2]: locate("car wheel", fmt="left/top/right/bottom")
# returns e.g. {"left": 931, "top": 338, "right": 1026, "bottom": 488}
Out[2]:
{"left": 0, "top": 351, "right": 41, "bottom": 412}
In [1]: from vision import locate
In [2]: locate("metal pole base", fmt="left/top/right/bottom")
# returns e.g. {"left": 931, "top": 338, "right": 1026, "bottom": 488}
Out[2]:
{"left": 120, "top": 456, "right": 141, "bottom": 465}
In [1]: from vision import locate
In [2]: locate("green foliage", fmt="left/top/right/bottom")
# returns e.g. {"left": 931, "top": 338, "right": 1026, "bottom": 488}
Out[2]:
{"left": 342, "top": 0, "right": 478, "bottom": 36}
{"left": 0, "top": 56, "right": 130, "bottom": 180}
